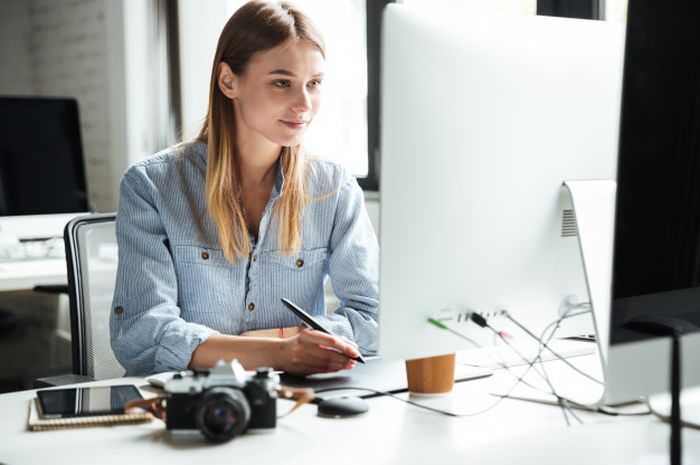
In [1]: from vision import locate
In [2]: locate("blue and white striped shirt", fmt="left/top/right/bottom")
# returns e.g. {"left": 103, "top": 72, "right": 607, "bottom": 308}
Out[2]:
{"left": 110, "top": 140, "right": 379, "bottom": 376}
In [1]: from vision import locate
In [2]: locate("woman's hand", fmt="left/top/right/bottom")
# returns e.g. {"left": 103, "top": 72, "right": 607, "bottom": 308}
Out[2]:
{"left": 279, "top": 329, "right": 360, "bottom": 377}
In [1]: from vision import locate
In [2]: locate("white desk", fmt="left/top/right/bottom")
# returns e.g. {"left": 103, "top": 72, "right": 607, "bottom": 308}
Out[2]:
{"left": 1, "top": 355, "right": 699, "bottom": 465}
{"left": 0, "top": 258, "right": 67, "bottom": 292}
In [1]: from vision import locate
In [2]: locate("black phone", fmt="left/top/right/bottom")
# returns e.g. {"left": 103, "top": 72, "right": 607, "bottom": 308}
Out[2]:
{"left": 36, "top": 385, "right": 143, "bottom": 419}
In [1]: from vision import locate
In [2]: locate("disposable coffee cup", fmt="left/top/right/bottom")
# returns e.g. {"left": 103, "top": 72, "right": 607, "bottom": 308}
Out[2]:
{"left": 405, "top": 353, "right": 456, "bottom": 396}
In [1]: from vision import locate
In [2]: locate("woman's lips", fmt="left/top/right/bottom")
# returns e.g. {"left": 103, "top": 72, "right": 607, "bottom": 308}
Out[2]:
{"left": 281, "top": 120, "right": 307, "bottom": 130}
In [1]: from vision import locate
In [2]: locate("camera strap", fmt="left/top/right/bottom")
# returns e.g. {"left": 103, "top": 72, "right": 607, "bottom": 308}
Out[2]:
{"left": 125, "top": 387, "right": 316, "bottom": 421}
{"left": 276, "top": 386, "right": 315, "bottom": 418}
{"left": 125, "top": 397, "right": 167, "bottom": 421}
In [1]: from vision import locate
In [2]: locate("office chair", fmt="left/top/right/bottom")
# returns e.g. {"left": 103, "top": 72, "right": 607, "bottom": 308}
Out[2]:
{"left": 34, "top": 213, "right": 124, "bottom": 387}
{"left": 66, "top": 213, "right": 125, "bottom": 380}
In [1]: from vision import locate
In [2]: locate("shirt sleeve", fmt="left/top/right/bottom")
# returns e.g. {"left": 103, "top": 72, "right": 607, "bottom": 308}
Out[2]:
{"left": 110, "top": 168, "right": 217, "bottom": 376}
{"left": 315, "top": 175, "right": 379, "bottom": 355}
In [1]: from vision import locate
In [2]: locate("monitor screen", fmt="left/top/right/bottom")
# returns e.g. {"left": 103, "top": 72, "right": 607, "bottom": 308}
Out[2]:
{"left": 0, "top": 97, "right": 88, "bottom": 216}
{"left": 610, "top": 0, "right": 700, "bottom": 345}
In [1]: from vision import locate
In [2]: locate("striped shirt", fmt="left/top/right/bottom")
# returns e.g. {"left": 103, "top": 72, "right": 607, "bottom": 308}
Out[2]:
{"left": 110, "top": 140, "right": 379, "bottom": 376}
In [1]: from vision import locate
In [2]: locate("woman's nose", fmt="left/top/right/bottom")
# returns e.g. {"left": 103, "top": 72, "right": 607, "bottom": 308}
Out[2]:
{"left": 290, "top": 88, "right": 311, "bottom": 114}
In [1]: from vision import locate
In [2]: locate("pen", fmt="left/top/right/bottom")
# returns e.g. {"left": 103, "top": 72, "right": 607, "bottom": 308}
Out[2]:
{"left": 280, "top": 298, "right": 366, "bottom": 364}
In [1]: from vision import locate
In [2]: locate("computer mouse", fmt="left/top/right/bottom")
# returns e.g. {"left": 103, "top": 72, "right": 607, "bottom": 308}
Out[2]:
{"left": 317, "top": 397, "right": 369, "bottom": 419}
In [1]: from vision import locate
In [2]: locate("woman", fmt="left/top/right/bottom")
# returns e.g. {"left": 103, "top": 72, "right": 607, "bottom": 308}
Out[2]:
{"left": 110, "top": 0, "right": 378, "bottom": 377}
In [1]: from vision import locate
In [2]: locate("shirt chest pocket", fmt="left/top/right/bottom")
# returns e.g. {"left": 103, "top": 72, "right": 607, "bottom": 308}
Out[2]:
{"left": 172, "top": 245, "right": 241, "bottom": 313}
{"left": 261, "top": 247, "right": 328, "bottom": 301}
{"left": 266, "top": 247, "right": 328, "bottom": 271}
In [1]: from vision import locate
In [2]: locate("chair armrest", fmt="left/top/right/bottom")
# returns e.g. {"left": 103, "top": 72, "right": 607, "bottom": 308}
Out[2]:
{"left": 33, "top": 284, "right": 69, "bottom": 294}
{"left": 33, "top": 374, "right": 95, "bottom": 388}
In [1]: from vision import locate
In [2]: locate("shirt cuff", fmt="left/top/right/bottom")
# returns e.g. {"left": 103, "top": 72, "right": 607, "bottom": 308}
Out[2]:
{"left": 153, "top": 322, "right": 218, "bottom": 373}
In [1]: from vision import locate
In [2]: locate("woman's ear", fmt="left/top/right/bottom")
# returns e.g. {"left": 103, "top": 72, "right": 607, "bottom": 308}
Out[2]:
{"left": 217, "top": 62, "right": 238, "bottom": 99}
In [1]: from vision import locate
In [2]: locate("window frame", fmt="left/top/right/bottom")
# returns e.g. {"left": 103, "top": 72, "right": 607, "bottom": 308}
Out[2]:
{"left": 360, "top": 0, "right": 393, "bottom": 192}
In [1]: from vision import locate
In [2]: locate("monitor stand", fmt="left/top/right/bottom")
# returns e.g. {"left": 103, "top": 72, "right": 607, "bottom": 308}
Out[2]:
{"left": 473, "top": 181, "right": 616, "bottom": 408}
{"left": 490, "top": 180, "right": 613, "bottom": 408}
{"left": 562, "top": 180, "right": 616, "bottom": 383}
{"left": 648, "top": 386, "right": 700, "bottom": 429}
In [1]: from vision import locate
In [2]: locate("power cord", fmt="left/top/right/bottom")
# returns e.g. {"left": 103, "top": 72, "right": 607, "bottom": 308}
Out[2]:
{"left": 430, "top": 306, "right": 651, "bottom": 422}
{"left": 314, "top": 386, "right": 510, "bottom": 418}
{"left": 313, "top": 308, "right": 589, "bottom": 420}
{"left": 646, "top": 397, "right": 700, "bottom": 430}
{"left": 471, "top": 307, "right": 603, "bottom": 385}
{"left": 311, "top": 307, "right": 651, "bottom": 422}
{"left": 468, "top": 305, "right": 590, "bottom": 424}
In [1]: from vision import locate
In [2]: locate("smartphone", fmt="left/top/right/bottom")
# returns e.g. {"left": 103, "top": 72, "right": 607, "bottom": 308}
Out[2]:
{"left": 36, "top": 385, "right": 143, "bottom": 419}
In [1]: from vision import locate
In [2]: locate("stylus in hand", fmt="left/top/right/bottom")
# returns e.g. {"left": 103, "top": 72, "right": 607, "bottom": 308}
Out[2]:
{"left": 280, "top": 298, "right": 366, "bottom": 364}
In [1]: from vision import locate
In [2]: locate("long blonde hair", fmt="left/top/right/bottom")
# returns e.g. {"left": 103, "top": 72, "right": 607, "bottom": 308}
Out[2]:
{"left": 198, "top": 1, "right": 325, "bottom": 261}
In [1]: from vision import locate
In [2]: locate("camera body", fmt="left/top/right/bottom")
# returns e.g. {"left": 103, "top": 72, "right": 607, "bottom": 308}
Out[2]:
{"left": 164, "top": 360, "right": 278, "bottom": 442}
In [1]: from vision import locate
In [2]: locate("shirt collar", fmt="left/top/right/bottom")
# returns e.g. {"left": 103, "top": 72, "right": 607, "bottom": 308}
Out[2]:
{"left": 272, "top": 156, "right": 285, "bottom": 199}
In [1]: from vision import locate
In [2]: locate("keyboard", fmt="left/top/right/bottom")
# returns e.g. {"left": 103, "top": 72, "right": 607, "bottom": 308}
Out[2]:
{"left": 0, "top": 238, "right": 65, "bottom": 263}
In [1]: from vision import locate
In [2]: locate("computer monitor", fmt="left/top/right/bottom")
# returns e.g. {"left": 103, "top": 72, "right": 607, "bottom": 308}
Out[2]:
{"left": 0, "top": 97, "right": 89, "bottom": 240}
{"left": 378, "top": 5, "right": 626, "bottom": 362}
{"left": 604, "top": 0, "right": 700, "bottom": 405}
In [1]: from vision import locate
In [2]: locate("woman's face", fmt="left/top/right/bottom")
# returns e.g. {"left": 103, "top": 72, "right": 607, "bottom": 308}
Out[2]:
{"left": 222, "top": 39, "right": 325, "bottom": 148}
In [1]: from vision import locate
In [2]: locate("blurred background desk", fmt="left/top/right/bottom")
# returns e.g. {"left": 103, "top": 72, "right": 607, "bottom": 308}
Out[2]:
{"left": 0, "top": 258, "right": 67, "bottom": 292}
{"left": 0, "top": 259, "right": 71, "bottom": 393}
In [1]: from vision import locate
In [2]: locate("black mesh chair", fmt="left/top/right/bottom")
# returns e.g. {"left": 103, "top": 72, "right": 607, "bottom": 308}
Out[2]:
{"left": 35, "top": 213, "right": 124, "bottom": 387}
{"left": 66, "top": 213, "right": 125, "bottom": 380}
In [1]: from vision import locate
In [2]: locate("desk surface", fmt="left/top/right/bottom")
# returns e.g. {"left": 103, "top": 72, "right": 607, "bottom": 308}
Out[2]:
{"left": 0, "top": 258, "right": 67, "bottom": 292}
{"left": 1, "top": 356, "right": 699, "bottom": 465}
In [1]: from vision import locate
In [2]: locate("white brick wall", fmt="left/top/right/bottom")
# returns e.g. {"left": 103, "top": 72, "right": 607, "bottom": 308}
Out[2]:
{"left": 0, "top": 0, "right": 33, "bottom": 95}
{"left": 0, "top": 0, "right": 115, "bottom": 211}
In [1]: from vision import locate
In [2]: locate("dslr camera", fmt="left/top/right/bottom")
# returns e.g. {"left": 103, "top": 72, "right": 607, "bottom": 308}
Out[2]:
{"left": 164, "top": 360, "right": 279, "bottom": 443}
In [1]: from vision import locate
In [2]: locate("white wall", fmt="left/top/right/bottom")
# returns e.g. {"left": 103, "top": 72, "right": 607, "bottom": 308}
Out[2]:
{"left": 0, "top": 0, "right": 33, "bottom": 95}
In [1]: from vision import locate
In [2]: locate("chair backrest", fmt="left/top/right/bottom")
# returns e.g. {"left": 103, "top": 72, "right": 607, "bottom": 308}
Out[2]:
{"left": 64, "top": 213, "right": 125, "bottom": 380}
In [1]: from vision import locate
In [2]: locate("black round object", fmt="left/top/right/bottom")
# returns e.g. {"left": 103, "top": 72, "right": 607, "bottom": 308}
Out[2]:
{"left": 195, "top": 387, "right": 251, "bottom": 443}
{"left": 317, "top": 397, "right": 369, "bottom": 419}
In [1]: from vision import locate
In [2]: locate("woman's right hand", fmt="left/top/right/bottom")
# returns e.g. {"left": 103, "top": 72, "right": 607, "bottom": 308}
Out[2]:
{"left": 279, "top": 329, "right": 360, "bottom": 376}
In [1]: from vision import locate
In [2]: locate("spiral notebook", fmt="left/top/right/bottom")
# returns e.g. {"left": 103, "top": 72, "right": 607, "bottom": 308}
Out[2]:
{"left": 28, "top": 385, "right": 154, "bottom": 431}
{"left": 27, "top": 399, "right": 153, "bottom": 431}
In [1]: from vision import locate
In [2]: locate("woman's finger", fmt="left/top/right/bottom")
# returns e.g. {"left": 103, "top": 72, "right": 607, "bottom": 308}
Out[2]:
{"left": 300, "top": 330, "right": 361, "bottom": 358}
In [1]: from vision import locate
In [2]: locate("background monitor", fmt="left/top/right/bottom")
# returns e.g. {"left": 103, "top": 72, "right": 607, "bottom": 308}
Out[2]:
{"left": 378, "top": 5, "right": 626, "bottom": 362}
{"left": 0, "top": 97, "right": 89, "bottom": 240}
{"left": 605, "top": 0, "right": 700, "bottom": 404}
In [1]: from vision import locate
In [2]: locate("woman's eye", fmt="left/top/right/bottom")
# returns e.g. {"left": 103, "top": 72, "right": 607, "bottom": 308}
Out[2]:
{"left": 273, "top": 80, "right": 291, "bottom": 88}
{"left": 308, "top": 79, "right": 322, "bottom": 88}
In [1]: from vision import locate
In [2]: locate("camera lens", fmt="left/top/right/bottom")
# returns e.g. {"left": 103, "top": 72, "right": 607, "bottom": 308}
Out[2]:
{"left": 195, "top": 387, "right": 251, "bottom": 443}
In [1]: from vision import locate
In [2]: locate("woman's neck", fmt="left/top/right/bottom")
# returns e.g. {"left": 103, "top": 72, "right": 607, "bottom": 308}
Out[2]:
{"left": 236, "top": 138, "right": 280, "bottom": 191}
{"left": 234, "top": 139, "right": 280, "bottom": 238}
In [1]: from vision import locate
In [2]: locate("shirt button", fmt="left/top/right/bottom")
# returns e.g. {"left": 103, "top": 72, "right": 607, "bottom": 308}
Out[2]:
{"left": 295, "top": 259, "right": 304, "bottom": 268}
{"left": 253, "top": 254, "right": 258, "bottom": 262}
{"left": 201, "top": 251, "right": 209, "bottom": 260}
{"left": 248, "top": 303, "right": 255, "bottom": 311}
{"left": 114, "top": 306, "right": 124, "bottom": 315}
